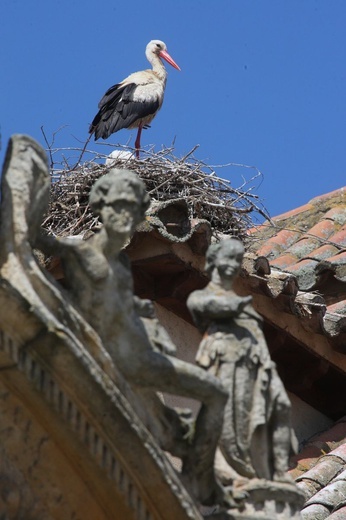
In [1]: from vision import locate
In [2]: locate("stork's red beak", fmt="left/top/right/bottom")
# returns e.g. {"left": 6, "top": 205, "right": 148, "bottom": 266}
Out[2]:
{"left": 159, "top": 49, "right": 181, "bottom": 71}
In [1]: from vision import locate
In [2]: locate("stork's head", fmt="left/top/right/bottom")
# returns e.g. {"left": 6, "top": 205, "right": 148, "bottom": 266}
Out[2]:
{"left": 146, "top": 40, "right": 181, "bottom": 71}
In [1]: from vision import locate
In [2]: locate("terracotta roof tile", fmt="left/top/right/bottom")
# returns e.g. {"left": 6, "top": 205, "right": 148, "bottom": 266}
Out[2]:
{"left": 327, "top": 226, "right": 346, "bottom": 247}
{"left": 307, "top": 244, "right": 340, "bottom": 261}
{"left": 243, "top": 187, "right": 346, "bottom": 518}
{"left": 244, "top": 186, "right": 346, "bottom": 346}
{"left": 287, "top": 236, "right": 326, "bottom": 259}
{"left": 301, "top": 503, "right": 330, "bottom": 518}
{"left": 297, "top": 479, "right": 323, "bottom": 501}
{"left": 326, "top": 445, "right": 346, "bottom": 463}
{"left": 269, "top": 252, "right": 299, "bottom": 269}
{"left": 255, "top": 228, "right": 302, "bottom": 258}
{"left": 266, "top": 188, "right": 345, "bottom": 228}
{"left": 318, "top": 250, "right": 346, "bottom": 273}
{"left": 290, "top": 418, "right": 346, "bottom": 518}
{"left": 290, "top": 445, "right": 329, "bottom": 480}
{"left": 278, "top": 258, "right": 320, "bottom": 290}
{"left": 296, "top": 457, "right": 344, "bottom": 498}
{"left": 305, "top": 219, "right": 338, "bottom": 241}
{"left": 272, "top": 202, "right": 315, "bottom": 221}
{"left": 309, "top": 187, "right": 346, "bottom": 204}
{"left": 328, "top": 505, "right": 346, "bottom": 519}
{"left": 323, "top": 207, "right": 346, "bottom": 225}
{"left": 303, "top": 473, "right": 346, "bottom": 513}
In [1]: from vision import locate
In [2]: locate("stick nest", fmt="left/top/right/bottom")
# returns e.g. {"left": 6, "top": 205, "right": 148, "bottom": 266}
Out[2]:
{"left": 42, "top": 145, "right": 269, "bottom": 240}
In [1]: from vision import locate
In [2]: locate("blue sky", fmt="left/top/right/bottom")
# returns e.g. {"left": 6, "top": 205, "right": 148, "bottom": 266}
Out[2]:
{"left": 1, "top": 0, "right": 345, "bottom": 221}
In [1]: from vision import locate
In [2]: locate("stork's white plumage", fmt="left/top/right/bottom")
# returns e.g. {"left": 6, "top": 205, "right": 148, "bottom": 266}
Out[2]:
{"left": 89, "top": 40, "right": 180, "bottom": 157}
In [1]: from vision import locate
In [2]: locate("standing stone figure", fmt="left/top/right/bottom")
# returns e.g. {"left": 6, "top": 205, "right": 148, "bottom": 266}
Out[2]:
{"left": 187, "top": 239, "right": 294, "bottom": 483}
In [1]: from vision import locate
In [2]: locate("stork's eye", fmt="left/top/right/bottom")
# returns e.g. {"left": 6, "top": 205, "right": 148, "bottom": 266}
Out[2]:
{"left": 156, "top": 43, "right": 161, "bottom": 49}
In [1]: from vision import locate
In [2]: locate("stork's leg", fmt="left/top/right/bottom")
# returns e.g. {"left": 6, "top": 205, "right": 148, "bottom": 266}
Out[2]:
{"left": 135, "top": 124, "right": 143, "bottom": 158}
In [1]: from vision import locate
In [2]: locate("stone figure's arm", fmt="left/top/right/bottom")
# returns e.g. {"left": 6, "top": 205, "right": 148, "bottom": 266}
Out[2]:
{"left": 188, "top": 290, "right": 252, "bottom": 321}
{"left": 37, "top": 232, "right": 109, "bottom": 281}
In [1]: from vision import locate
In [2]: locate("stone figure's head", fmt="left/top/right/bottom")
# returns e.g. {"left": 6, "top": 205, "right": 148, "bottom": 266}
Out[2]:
{"left": 90, "top": 169, "right": 150, "bottom": 240}
{"left": 205, "top": 239, "right": 244, "bottom": 281}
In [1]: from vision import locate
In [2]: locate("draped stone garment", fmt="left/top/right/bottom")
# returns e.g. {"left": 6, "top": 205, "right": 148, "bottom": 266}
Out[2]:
{"left": 194, "top": 298, "right": 291, "bottom": 480}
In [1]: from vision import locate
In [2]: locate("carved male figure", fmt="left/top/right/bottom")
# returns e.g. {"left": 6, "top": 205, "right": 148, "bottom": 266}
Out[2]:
{"left": 53, "top": 169, "right": 230, "bottom": 506}
{"left": 187, "top": 239, "right": 294, "bottom": 483}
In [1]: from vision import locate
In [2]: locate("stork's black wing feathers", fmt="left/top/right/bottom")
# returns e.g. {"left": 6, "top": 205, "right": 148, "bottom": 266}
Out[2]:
{"left": 97, "top": 82, "right": 124, "bottom": 109}
{"left": 89, "top": 83, "right": 160, "bottom": 140}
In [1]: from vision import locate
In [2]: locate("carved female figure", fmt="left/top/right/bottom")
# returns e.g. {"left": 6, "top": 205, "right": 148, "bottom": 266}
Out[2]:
{"left": 187, "top": 239, "right": 294, "bottom": 482}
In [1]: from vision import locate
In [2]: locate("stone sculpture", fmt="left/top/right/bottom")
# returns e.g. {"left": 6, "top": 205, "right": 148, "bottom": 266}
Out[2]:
{"left": 0, "top": 135, "right": 206, "bottom": 520}
{"left": 187, "top": 239, "right": 304, "bottom": 518}
{"left": 187, "top": 239, "right": 294, "bottom": 481}
{"left": 38, "top": 167, "right": 231, "bottom": 507}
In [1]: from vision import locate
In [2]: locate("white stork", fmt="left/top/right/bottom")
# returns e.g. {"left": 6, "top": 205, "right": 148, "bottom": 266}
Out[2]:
{"left": 89, "top": 40, "right": 180, "bottom": 157}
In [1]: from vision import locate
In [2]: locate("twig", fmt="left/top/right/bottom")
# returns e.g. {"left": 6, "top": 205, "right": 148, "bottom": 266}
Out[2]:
{"left": 72, "top": 134, "right": 93, "bottom": 170}
{"left": 41, "top": 126, "right": 54, "bottom": 170}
